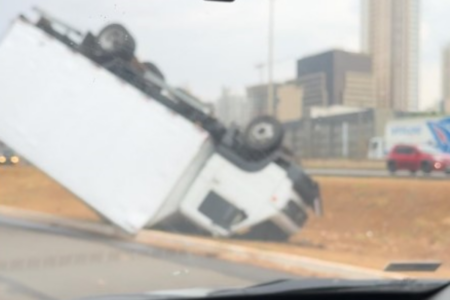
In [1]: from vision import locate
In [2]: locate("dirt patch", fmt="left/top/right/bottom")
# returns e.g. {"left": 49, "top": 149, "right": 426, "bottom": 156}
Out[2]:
{"left": 1, "top": 166, "right": 450, "bottom": 277}
{"left": 301, "top": 177, "right": 450, "bottom": 263}
{"left": 245, "top": 176, "right": 450, "bottom": 277}
{"left": 0, "top": 166, "right": 99, "bottom": 221}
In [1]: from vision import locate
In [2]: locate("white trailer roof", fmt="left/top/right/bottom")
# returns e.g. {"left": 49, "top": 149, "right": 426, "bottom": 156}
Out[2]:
{"left": 0, "top": 20, "right": 208, "bottom": 234}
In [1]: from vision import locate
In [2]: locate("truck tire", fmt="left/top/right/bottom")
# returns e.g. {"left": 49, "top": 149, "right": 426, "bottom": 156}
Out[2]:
{"left": 243, "top": 116, "right": 284, "bottom": 155}
{"left": 387, "top": 161, "right": 396, "bottom": 174}
{"left": 421, "top": 161, "right": 432, "bottom": 175}
{"left": 142, "top": 62, "right": 165, "bottom": 94}
{"left": 96, "top": 24, "right": 136, "bottom": 61}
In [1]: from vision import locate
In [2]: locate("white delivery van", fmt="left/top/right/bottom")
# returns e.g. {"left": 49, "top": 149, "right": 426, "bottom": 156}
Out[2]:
{"left": 368, "top": 117, "right": 450, "bottom": 160}
{"left": 0, "top": 12, "right": 321, "bottom": 240}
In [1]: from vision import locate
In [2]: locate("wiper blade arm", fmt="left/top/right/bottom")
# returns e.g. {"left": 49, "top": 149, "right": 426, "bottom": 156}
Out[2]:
{"left": 75, "top": 280, "right": 450, "bottom": 300}
{"left": 212, "top": 279, "right": 450, "bottom": 297}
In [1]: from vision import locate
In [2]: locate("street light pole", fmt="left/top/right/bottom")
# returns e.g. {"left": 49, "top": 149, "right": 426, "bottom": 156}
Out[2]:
{"left": 267, "top": 0, "right": 275, "bottom": 116}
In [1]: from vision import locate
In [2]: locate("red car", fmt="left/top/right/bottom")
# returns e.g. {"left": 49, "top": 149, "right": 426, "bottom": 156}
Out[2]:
{"left": 387, "top": 144, "right": 450, "bottom": 175}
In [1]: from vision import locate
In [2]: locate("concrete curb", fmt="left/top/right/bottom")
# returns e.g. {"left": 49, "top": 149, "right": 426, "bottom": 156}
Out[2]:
{"left": 0, "top": 206, "right": 406, "bottom": 280}
{"left": 135, "top": 231, "right": 406, "bottom": 280}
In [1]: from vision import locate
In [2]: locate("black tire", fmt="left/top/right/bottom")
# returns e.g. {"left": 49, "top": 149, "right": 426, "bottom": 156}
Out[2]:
{"left": 96, "top": 24, "right": 136, "bottom": 61}
{"left": 243, "top": 116, "right": 284, "bottom": 154}
{"left": 421, "top": 161, "right": 432, "bottom": 174}
{"left": 387, "top": 161, "right": 396, "bottom": 174}
{"left": 142, "top": 62, "right": 165, "bottom": 94}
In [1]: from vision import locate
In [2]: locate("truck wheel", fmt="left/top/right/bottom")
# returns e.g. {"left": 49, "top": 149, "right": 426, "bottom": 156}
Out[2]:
{"left": 421, "top": 161, "right": 432, "bottom": 175}
{"left": 142, "top": 62, "right": 165, "bottom": 94}
{"left": 97, "top": 24, "right": 136, "bottom": 61}
{"left": 387, "top": 161, "right": 396, "bottom": 174}
{"left": 243, "top": 116, "right": 284, "bottom": 154}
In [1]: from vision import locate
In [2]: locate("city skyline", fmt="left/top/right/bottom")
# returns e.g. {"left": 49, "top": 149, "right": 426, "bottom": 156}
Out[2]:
{"left": 0, "top": 0, "right": 449, "bottom": 110}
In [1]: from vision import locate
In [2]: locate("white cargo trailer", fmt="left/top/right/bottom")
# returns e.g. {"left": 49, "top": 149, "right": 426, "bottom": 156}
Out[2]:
{"left": 0, "top": 14, "right": 322, "bottom": 240}
{"left": 368, "top": 117, "right": 450, "bottom": 160}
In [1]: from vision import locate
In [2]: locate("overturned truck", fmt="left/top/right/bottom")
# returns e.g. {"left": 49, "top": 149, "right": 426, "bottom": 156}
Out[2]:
{"left": 0, "top": 11, "right": 322, "bottom": 240}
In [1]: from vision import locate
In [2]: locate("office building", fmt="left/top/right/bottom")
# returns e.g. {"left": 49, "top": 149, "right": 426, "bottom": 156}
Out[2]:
{"left": 362, "top": 0, "right": 420, "bottom": 111}
{"left": 296, "top": 49, "right": 376, "bottom": 111}
{"left": 276, "top": 83, "right": 304, "bottom": 123}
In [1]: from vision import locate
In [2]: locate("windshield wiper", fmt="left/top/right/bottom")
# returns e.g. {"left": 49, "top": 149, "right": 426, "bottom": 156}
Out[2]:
{"left": 76, "top": 279, "right": 450, "bottom": 300}
{"left": 211, "top": 279, "right": 450, "bottom": 296}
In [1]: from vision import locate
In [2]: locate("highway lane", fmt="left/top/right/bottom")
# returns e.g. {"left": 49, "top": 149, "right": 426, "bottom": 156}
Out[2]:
{"left": 0, "top": 217, "right": 298, "bottom": 300}
{"left": 306, "top": 168, "right": 450, "bottom": 180}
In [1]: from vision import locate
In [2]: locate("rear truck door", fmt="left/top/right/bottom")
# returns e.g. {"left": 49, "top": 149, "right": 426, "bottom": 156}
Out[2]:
{"left": 0, "top": 19, "right": 209, "bottom": 234}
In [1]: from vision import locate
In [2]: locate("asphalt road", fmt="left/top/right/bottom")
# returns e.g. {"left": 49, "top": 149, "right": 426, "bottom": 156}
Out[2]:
{"left": 307, "top": 168, "right": 450, "bottom": 180}
{"left": 0, "top": 217, "right": 298, "bottom": 300}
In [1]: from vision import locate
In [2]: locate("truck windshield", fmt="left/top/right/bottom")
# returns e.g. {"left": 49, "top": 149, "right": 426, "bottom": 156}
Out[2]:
{"left": 0, "top": 1, "right": 448, "bottom": 300}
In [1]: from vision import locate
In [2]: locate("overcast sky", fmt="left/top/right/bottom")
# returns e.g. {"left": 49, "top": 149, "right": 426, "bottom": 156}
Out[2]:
{"left": 1, "top": 0, "right": 449, "bottom": 109}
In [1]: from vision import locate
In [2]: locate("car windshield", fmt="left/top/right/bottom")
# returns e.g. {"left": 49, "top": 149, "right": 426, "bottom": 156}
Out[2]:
{"left": 1, "top": 1, "right": 450, "bottom": 300}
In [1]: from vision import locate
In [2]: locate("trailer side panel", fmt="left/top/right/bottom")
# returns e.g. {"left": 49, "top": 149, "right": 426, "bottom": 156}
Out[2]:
{"left": 0, "top": 20, "right": 207, "bottom": 234}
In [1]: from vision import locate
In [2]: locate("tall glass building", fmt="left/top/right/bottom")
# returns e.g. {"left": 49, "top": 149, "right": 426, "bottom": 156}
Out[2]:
{"left": 361, "top": 0, "right": 420, "bottom": 112}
